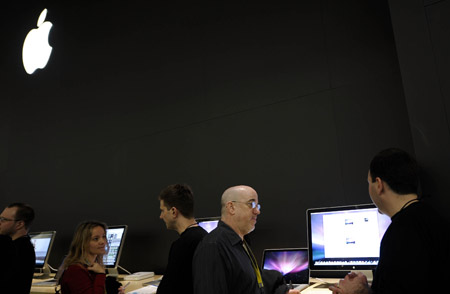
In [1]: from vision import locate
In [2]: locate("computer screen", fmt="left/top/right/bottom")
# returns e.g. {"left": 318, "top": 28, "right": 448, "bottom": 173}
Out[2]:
{"left": 196, "top": 217, "right": 220, "bottom": 233}
{"left": 29, "top": 231, "right": 56, "bottom": 269}
{"left": 103, "top": 225, "right": 127, "bottom": 269}
{"left": 307, "top": 204, "right": 391, "bottom": 277}
{"left": 262, "top": 248, "right": 309, "bottom": 285}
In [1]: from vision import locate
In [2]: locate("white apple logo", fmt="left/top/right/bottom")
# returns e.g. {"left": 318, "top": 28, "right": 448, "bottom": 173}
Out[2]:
{"left": 22, "top": 9, "right": 53, "bottom": 75}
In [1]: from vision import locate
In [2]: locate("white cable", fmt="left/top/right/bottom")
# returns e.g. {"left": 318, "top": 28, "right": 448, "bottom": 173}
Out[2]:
{"left": 48, "top": 264, "right": 57, "bottom": 271}
{"left": 118, "top": 265, "right": 132, "bottom": 275}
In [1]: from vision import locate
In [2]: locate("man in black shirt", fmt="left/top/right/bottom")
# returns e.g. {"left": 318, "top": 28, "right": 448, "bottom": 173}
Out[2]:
{"left": 0, "top": 234, "right": 15, "bottom": 293}
{"left": 156, "top": 183, "right": 207, "bottom": 294}
{"left": 329, "top": 148, "right": 450, "bottom": 294}
{"left": 0, "top": 202, "right": 36, "bottom": 294}
{"left": 193, "top": 185, "right": 264, "bottom": 294}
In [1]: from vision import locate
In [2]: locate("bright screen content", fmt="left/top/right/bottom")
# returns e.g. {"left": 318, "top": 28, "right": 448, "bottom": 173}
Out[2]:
{"left": 309, "top": 206, "right": 391, "bottom": 268}
{"left": 263, "top": 249, "right": 309, "bottom": 284}
{"left": 30, "top": 232, "right": 54, "bottom": 267}
{"left": 198, "top": 220, "right": 219, "bottom": 233}
{"left": 103, "top": 227, "right": 125, "bottom": 267}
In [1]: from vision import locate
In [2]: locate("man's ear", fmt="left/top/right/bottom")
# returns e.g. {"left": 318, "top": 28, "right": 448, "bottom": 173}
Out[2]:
{"left": 226, "top": 202, "right": 235, "bottom": 215}
{"left": 171, "top": 207, "right": 178, "bottom": 218}
{"left": 15, "top": 219, "right": 26, "bottom": 231}
{"left": 375, "top": 177, "right": 385, "bottom": 195}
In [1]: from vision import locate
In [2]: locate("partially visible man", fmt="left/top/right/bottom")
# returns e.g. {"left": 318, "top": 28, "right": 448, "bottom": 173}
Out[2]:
{"left": 0, "top": 231, "right": 14, "bottom": 292}
{"left": 330, "top": 148, "right": 450, "bottom": 294}
{"left": 156, "top": 184, "right": 207, "bottom": 294}
{"left": 0, "top": 202, "right": 36, "bottom": 294}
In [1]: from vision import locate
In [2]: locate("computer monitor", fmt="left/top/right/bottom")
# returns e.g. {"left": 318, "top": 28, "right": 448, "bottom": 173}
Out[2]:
{"left": 262, "top": 248, "right": 309, "bottom": 287}
{"left": 306, "top": 204, "right": 391, "bottom": 279}
{"left": 30, "top": 231, "right": 56, "bottom": 278}
{"left": 103, "top": 225, "right": 128, "bottom": 276}
{"left": 196, "top": 217, "right": 220, "bottom": 233}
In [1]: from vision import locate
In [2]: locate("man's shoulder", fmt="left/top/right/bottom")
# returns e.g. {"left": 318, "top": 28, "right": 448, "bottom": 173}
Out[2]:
{"left": 0, "top": 234, "right": 13, "bottom": 245}
{"left": 174, "top": 226, "right": 208, "bottom": 248}
{"left": 198, "top": 223, "right": 238, "bottom": 247}
{"left": 398, "top": 201, "right": 448, "bottom": 225}
{"left": 14, "top": 235, "right": 35, "bottom": 251}
{"left": 187, "top": 226, "right": 208, "bottom": 238}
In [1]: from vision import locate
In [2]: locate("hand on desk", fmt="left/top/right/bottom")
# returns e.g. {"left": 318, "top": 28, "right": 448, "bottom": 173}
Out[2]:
{"left": 329, "top": 272, "right": 371, "bottom": 294}
{"left": 288, "top": 289, "right": 300, "bottom": 294}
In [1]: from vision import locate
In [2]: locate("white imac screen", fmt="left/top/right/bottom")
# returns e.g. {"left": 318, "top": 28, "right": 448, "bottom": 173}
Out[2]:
{"left": 323, "top": 210, "right": 380, "bottom": 258}
{"left": 310, "top": 207, "right": 391, "bottom": 267}
{"left": 30, "top": 233, "right": 53, "bottom": 266}
{"left": 103, "top": 227, "right": 125, "bottom": 266}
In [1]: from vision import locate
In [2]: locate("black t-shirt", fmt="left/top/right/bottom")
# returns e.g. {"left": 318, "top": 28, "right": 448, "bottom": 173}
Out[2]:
{"left": 157, "top": 226, "right": 207, "bottom": 294}
{"left": 12, "top": 235, "right": 36, "bottom": 294}
{"left": 0, "top": 235, "right": 15, "bottom": 293}
{"left": 371, "top": 201, "right": 450, "bottom": 294}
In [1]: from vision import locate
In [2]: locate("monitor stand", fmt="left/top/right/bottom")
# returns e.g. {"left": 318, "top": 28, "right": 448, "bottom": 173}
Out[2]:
{"left": 107, "top": 267, "right": 119, "bottom": 277}
{"left": 34, "top": 266, "right": 52, "bottom": 279}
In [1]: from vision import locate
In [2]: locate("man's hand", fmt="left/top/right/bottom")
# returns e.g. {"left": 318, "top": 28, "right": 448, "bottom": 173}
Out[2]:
{"left": 329, "top": 272, "right": 371, "bottom": 294}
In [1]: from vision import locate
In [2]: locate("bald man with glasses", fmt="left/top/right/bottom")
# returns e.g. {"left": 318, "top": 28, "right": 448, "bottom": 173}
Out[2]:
{"left": 0, "top": 203, "right": 36, "bottom": 294}
{"left": 193, "top": 185, "right": 263, "bottom": 294}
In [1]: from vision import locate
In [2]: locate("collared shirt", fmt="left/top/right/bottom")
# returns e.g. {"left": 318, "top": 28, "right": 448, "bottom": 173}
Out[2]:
{"left": 192, "top": 220, "right": 263, "bottom": 294}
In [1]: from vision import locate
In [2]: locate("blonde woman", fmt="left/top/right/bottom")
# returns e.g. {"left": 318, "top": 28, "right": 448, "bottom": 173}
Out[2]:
{"left": 60, "top": 221, "right": 124, "bottom": 294}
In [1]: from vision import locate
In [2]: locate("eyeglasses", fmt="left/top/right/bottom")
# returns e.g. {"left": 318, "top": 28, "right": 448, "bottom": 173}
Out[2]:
{"left": 231, "top": 201, "right": 261, "bottom": 211}
{"left": 0, "top": 216, "right": 20, "bottom": 223}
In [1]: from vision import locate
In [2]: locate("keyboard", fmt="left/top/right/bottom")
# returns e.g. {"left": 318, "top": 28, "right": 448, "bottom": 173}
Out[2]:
{"left": 33, "top": 279, "right": 58, "bottom": 287}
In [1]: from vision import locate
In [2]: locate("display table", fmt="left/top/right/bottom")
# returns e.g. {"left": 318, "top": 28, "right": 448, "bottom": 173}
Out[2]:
{"left": 30, "top": 274, "right": 162, "bottom": 294}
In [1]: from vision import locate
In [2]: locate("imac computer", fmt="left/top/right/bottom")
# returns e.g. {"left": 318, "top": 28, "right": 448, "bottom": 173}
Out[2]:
{"left": 103, "top": 225, "right": 128, "bottom": 276}
{"left": 307, "top": 204, "right": 391, "bottom": 280}
{"left": 196, "top": 216, "right": 220, "bottom": 233}
{"left": 30, "top": 231, "right": 56, "bottom": 279}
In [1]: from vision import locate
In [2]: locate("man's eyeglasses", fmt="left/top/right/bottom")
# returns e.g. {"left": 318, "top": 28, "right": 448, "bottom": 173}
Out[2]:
{"left": 231, "top": 201, "right": 261, "bottom": 211}
{"left": 0, "top": 217, "right": 20, "bottom": 223}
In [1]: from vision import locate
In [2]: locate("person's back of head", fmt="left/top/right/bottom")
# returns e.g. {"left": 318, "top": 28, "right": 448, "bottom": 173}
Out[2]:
{"left": 159, "top": 183, "right": 195, "bottom": 218}
{"left": 369, "top": 148, "right": 419, "bottom": 195}
{"left": 7, "top": 203, "right": 35, "bottom": 230}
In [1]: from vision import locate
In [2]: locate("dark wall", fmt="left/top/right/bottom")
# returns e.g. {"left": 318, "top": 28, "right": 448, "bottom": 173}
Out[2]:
{"left": 0, "top": 1, "right": 413, "bottom": 273}
{"left": 388, "top": 0, "right": 450, "bottom": 220}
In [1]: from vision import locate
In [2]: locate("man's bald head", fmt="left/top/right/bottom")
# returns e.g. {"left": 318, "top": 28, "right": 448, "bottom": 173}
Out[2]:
{"left": 221, "top": 185, "right": 257, "bottom": 214}
{"left": 220, "top": 185, "right": 260, "bottom": 239}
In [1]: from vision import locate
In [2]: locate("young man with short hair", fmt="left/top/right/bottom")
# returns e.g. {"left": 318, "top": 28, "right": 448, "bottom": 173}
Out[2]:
{"left": 157, "top": 184, "right": 207, "bottom": 294}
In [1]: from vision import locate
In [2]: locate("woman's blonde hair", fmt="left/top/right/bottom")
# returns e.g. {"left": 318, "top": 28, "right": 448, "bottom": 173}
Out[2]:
{"left": 64, "top": 220, "right": 109, "bottom": 268}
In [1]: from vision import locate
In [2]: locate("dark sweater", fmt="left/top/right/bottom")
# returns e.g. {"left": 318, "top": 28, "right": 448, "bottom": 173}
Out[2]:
{"left": 13, "top": 235, "right": 36, "bottom": 294}
{"left": 371, "top": 201, "right": 450, "bottom": 294}
{"left": 157, "top": 226, "right": 207, "bottom": 294}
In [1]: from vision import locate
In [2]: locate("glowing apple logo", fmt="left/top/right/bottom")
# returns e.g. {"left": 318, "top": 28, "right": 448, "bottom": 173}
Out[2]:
{"left": 22, "top": 9, "right": 53, "bottom": 75}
